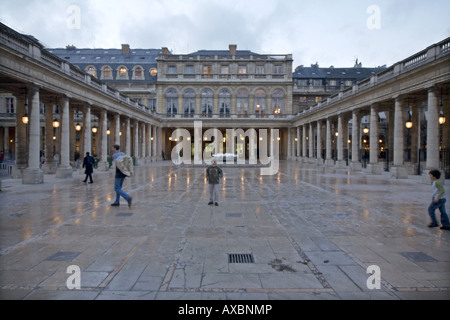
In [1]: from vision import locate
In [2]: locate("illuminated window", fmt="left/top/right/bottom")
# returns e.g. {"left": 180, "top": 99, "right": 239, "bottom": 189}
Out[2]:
{"left": 86, "top": 66, "right": 96, "bottom": 77}
{"left": 236, "top": 89, "right": 249, "bottom": 117}
{"left": 203, "top": 65, "right": 212, "bottom": 78}
{"left": 254, "top": 89, "right": 266, "bottom": 117}
{"left": 238, "top": 66, "right": 247, "bottom": 74}
{"left": 150, "top": 68, "right": 158, "bottom": 77}
{"left": 118, "top": 66, "right": 129, "bottom": 79}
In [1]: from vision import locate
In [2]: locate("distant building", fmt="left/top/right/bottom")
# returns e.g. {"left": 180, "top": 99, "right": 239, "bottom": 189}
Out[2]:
{"left": 293, "top": 62, "right": 386, "bottom": 113}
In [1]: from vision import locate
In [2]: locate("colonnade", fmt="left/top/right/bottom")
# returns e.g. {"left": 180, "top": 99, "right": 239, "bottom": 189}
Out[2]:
{"left": 287, "top": 87, "right": 450, "bottom": 180}
{"left": 6, "top": 86, "right": 162, "bottom": 184}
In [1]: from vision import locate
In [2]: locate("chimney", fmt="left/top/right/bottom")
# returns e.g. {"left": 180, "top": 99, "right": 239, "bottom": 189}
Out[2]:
{"left": 162, "top": 47, "right": 170, "bottom": 55}
{"left": 229, "top": 44, "right": 237, "bottom": 55}
{"left": 121, "top": 44, "right": 130, "bottom": 54}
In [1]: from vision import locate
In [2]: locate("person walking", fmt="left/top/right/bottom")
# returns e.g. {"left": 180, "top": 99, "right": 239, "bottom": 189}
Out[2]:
{"left": 82, "top": 152, "right": 95, "bottom": 184}
{"left": 206, "top": 160, "right": 223, "bottom": 206}
{"left": 427, "top": 169, "right": 450, "bottom": 230}
{"left": 111, "top": 145, "right": 133, "bottom": 207}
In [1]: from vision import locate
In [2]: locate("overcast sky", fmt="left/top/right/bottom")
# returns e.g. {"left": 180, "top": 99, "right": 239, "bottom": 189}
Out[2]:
{"left": 1, "top": 0, "right": 449, "bottom": 68}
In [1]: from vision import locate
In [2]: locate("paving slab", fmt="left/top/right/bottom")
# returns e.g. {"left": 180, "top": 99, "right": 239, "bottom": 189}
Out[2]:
{"left": 0, "top": 161, "right": 449, "bottom": 300}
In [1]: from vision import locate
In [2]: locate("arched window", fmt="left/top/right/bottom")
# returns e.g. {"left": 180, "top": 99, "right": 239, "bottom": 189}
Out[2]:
{"left": 117, "top": 66, "right": 129, "bottom": 80}
{"left": 219, "top": 89, "right": 231, "bottom": 117}
{"left": 236, "top": 89, "right": 248, "bottom": 117}
{"left": 101, "top": 66, "right": 113, "bottom": 80}
{"left": 165, "top": 88, "right": 178, "bottom": 116}
{"left": 86, "top": 65, "right": 97, "bottom": 77}
{"left": 254, "top": 89, "right": 266, "bottom": 117}
{"left": 201, "top": 89, "right": 213, "bottom": 117}
{"left": 133, "top": 66, "right": 144, "bottom": 80}
{"left": 272, "top": 89, "right": 285, "bottom": 117}
{"left": 183, "top": 89, "right": 196, "bottom": 117}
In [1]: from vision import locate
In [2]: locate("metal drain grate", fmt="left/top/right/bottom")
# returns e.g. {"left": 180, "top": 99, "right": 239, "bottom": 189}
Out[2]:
{"left": 228, "top": 253, "right": 254, "bottom": 264}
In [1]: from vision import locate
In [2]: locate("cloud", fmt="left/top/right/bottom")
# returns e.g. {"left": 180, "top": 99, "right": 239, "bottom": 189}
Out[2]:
{"left": 1, "top": 0, "right": 449, "bottom": 67}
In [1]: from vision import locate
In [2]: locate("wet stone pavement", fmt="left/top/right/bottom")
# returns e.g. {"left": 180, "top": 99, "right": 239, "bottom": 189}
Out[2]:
{"left": 0, "top": 161, "right": 449, "bottom": 300}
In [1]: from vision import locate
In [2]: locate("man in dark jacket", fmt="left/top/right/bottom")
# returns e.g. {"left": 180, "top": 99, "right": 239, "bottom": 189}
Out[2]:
{"left": 82, "top": 152, "right": 94, "bottom": 183}
{"left": 206, "top": 160, "right": 223, "bottom": 206}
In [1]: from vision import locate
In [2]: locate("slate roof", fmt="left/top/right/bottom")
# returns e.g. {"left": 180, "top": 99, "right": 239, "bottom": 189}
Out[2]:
{"left": 293, "top": 65, "right": 385, "bottom": 80}
{"left": 47, "top": 48, "right": 161, "bottom": 83}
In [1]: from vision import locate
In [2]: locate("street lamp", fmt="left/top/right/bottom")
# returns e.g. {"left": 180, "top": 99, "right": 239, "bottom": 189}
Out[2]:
{"left": 439, "top": 112, "right": 446, "bottom": 125}
{"left": 52, "top": 118, "right": 60, "bottom": 128}
{"left": 75, "top": 123, "right": 82, "bottom": 131}
{"left": 22, "top": 113, "right": 29, "bottom": 124}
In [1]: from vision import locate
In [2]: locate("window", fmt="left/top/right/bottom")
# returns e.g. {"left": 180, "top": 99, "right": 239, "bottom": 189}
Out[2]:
{"left": 238, "top": 66, "right": 247, "bottom": 74}
{"left": 221, "top": 66, "right": 229, "bottom": 74}
{"left": 118, "top": 66, "right": 129, "bottom": 79}
{"left": 297, "top": 79, "right": 307, "bottom": 86}
{"left": 133, "top": 66, "right": 144, "bottom": 80}
{"left": 5, "top": 97, "right": 14, "bottom": 114}
{"left": 254, "top": 89, "right": 266, "bottom": 117}
{"left": 219, "top": 89, "right": 231, "bottom": 117}
{"left": 255, "top": 65, "right": 265, "bottom": 74}
{"left": 102, "top": 66, "right": 113, "bottom": 79}
{"left": 203, "top": 65, "right": 212, "bottom": 78}
{"left": 236, "top": 89, "right": 248, "bottom": 117}
{"left": 345, "top": 80, "right": 353, "bottom": 86}
{"left": 183, "top": 89, "right": 196, "bottom": 116}
{"left": 201, "top": 89, "right": 213, "bottom": 116}
{"left": 86, "top": 66, "right": 96, "bottom": 77}
{"left": 168, "top": 65, "right": 177, "bottom": 74}
{"left": 185, "top": 65, "right": 194, "bottom": 74}
{"left": 272, "top": 89, "right": 285, "bottom": 116}
{"left": 274, "top": 65, "right": 283, "bottom": 74}
{"left": 165, "top": 88, "right": 178, "bottom": 116}
{"left": 313, "top": 79, "right": 322, "bottom": 86}
{"left": 329, "top": 80, "right": 337, "bottom": 87}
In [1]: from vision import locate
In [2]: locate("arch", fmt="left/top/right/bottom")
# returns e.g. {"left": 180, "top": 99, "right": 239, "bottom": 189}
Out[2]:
{"left": 254, "top": 88, "right": 267, "bottom": 117}
{"left": 236, "top": 88, "right": 249, "bottom": 117}
{"left": 201, "top": 88, "right": 213, "bottom": 117}
{"left": 271, "top": 88, "right": 285, "bottom": 116}
{"left": 165, "top": 88, "right": 178, "bottom": 116}
{"left": 219, "top": 88, "right": 231, "bottom": 116}
{"left": 183, "top": 88, "right": 196, "bottom": 116}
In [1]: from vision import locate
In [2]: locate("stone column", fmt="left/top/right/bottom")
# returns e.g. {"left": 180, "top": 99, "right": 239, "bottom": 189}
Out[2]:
{"left": 84, "top": 103, "right": 92, "bottom": 154}
{"left": 125, "top": 117, "right": 131, "bottom": 155}
{"left": 316, "top": 121, "right": 323, "bottom": 165}
{"left": 368, "top": 104, "right": 382, "bottom": 174}
{"left": 350, "top": 110, "right": 361, "bottom": 171}
{"left": 410, "top": 101, "right": 419, "bottom": 166}
{"left": 308, "top": 123, "right": 314, "bottom": 163}
{"left": 22, "top": 85, "right": 44, "bottom": 184}
{"left": 56, "top": 96, "right": 73, "bottom": 178}
{"left": 422, "top": 87, "right": 440, "bottom": 182}
{"left": 296, "top": 126, "right": 300, "bottom": 158}
{"left": 325, "top": 118, "right": 334, "bottom": 167}
{"left": 114, "top": 114, "right": 120, "bottom": 146}
{"left": 97, "top": 109, "right": 109, "bottom": 171}
{"left": 335, "top": 114, "right": 347, "bottom": 169}
{"left": 152, "top": 125, "right": 157, "bottom": 161}
{"left": 141, "top": 122, "right": 146, "bottom": 164}
{"left": 134, "top": 120, "right": 140, "bottom": 165}
{"left": 392, "top": 97, "right": 408, "bottom": 178}
{"left": 11, "top": 96, "right": 27, "bottom": 178}
{"left": 302, "top": 125, "right": 307, "bottom": 162}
